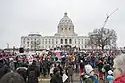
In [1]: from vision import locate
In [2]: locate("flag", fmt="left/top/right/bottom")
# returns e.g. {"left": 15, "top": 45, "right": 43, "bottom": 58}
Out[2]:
{"left": 56, "top": 52, "right": 61, "bottom": 59}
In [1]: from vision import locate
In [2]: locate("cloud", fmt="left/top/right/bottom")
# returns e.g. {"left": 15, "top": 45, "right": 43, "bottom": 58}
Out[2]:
{"left": 0, "top": 0, "right": 125, "bottom": 48}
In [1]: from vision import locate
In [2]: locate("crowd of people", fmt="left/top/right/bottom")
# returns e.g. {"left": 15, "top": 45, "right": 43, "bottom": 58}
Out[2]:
{"left": 0, "top": 49, "right": 124, "bottom": 83}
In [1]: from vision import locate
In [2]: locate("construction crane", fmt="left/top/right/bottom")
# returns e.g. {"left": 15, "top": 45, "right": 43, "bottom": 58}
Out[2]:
{"left": 102, "top": 8, "right": 119, "bottom": 28}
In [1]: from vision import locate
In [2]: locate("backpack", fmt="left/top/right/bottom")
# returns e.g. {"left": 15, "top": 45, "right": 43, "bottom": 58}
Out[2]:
{"left": 29, "top": 70, "right": 36, "bottom": 78}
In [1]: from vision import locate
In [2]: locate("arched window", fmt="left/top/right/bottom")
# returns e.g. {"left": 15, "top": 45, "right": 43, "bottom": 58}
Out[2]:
{"left": 61, "top": 39, "right": 63, "bottom": 44}
{"left": 69, "top": 39, "right": 72, "bottom": 44}
{"left": 65, "top": 39, "right": 67, "bottom": 44}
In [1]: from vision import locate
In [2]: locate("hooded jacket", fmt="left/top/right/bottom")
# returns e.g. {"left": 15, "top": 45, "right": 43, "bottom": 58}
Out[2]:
{"left": 67, "top": 65, "right": 74, "bottom": 76}
{"left": 97, "top": 61, "right": 104, "bottom": 72}
{"left": 0, "top": 63, "right": 10, "bottom": 79}
{"left": 50, "top": 67, "right": 63, "bottom": 83}
{"left": 107, "top": 75, "right": 114, "bottom": 83}
{"left": 114, "top": 75, "right": 125, "bottom": 83}
{"left": 27, "top": 62, "right": 40, "bottom": 83}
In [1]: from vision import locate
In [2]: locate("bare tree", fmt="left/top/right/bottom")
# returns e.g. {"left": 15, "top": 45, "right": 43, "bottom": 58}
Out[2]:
{"left": 88, "top": 28, "right": 117, "bottom": 50}
{"left": 87, "top": 9, "right": 118, "bottom": 50}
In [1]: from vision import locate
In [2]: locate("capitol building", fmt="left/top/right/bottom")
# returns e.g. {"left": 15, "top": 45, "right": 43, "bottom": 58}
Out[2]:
{"left": 21, "top": 13, "right": 88, "bottom": 50}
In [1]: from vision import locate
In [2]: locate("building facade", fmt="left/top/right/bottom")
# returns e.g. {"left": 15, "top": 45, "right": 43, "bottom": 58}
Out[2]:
{"left": 21, "top": 13, "right": 88, "bottom": 50}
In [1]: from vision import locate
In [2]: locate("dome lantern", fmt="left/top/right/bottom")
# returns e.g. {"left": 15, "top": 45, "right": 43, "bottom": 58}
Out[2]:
{"left": 64, "top": 12, "right": 67, "bottom": 17}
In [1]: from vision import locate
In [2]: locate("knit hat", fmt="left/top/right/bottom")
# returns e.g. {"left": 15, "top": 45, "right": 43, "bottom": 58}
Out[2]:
{"left": 108, "top": 70, "right": 113, "bottom": 75}
{"left": 0, "top": 72, "right": 25, "bottom": 83}
{"left": 85, "top": 64, "right": 94, "bottom": 75}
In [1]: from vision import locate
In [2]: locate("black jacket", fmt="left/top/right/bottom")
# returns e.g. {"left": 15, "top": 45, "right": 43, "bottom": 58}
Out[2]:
{"left": 50, "top": 74, "right": 63, "bottom": 83}
{"left": 0, "top": 63, "right": 10, "bottom": 79}
{"left": 27, "top": 64, "right": 40, "bottom": 83}
{"left": 80, "top": 62, "right": 85, "bottom": 69}
{"left": 104, "top": 64, "right": 111, "bottom": 72}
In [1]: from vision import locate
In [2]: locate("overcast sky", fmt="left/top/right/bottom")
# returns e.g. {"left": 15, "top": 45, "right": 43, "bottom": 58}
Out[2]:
{"left": 0, "top": 0, "right": 125, "bottom": 48}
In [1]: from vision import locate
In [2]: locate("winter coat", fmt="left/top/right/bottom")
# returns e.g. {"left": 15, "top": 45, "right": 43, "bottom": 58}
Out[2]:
{"left": 114, "top": 75, "right": 125, "bottom": 83}
{"left": 50, "top": 74, "right": 63, "bottom": 83}
{"left": 91, "top": 75, "right": 98, "bottom": 83}
{"left": 58, "top": 66, "right": 63, "bottom": 76}
{"left": 67, "top": 65, "right": 74, "bottom": 76}
{"left": 104, "top": 64, "right": 111, "bottom": 73}
{"left": 107, "top": 75, "right": 114, "bottom": 83}
{"left": 41, "top": 60, "right": 47, "bottom": 69}
{"left": 0, "top": 63, "right": 10, "bottom": 79}
{"left": 9, "top": 61, "right": 15, "bottom": 70}
{"left": 27, "top": 64, "right": 40, "bottom": 83}
{"left": 80, "top": 62, "right": 85, "bottom": 69}
{"left": 15, "top": 62, "right": 24, "bottom": 69}
{"left": 16, "top": 67, "right": 27, "bottom": 82}
{"left": 97, "top": 62, "right": 104, "bottom": 72}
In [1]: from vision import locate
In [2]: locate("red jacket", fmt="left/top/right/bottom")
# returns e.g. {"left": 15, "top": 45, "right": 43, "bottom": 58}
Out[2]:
{"left": 114, "top": 75, "right": 125, "bottom": 83}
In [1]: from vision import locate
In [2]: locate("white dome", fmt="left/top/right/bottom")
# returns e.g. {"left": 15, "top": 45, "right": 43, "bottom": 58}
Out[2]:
{"left": 58, "top": 12, "right": 74, "bottom": 27}
{"left": 55, "top": 13, "right": 77, "bottom": 36}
